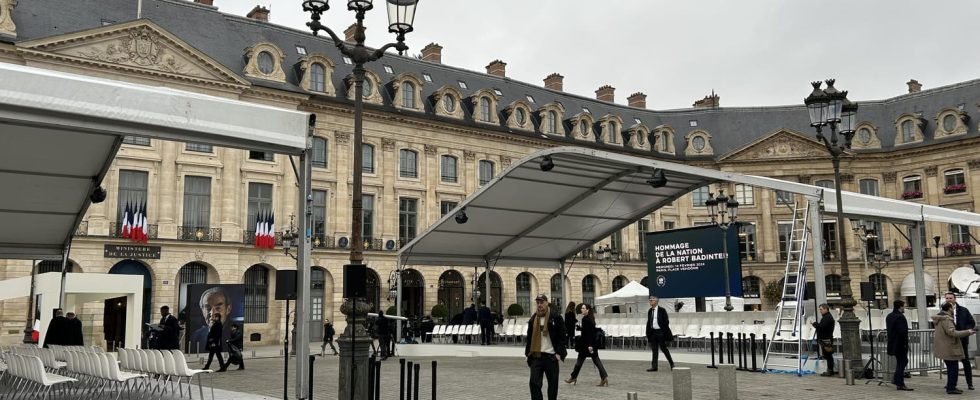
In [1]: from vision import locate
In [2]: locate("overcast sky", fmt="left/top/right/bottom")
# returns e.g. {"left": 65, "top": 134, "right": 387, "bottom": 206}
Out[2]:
{"left": 213, "top": 0, "right": 980, "bottom": 110}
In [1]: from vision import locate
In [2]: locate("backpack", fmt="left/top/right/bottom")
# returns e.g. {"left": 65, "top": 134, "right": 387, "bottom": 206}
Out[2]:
{"left": 594, "top": 328, "right": 607, "bottom": 350}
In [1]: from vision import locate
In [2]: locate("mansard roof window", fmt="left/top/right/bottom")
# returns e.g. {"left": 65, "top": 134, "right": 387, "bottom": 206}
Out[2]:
{"left": 515, "top": 108, "right": 527, "bottom": 126}
{"left": 296, "top": 45, "right": 308, "bottom": 55}
{"left": 582, "top": 106, "right": 590, "bottom": 114}
{"left": 383, "top": 65, "right": 394, "bottom": 74}
{"left": 401, "top": 81, "right": 417, "bottom": 109}
{"left": 526, "top": 94, "right": 535, "bottom": 103}
{"left": 458, "top": 80, "right": 468, "bottom": 89}
{"left": 362, "top": 79, "right": 374, "bottom": 97}
{"left": 479, "top": 97, "right": 491, "bottom": 122}
{"left": 257, "top": 51, "right": 275, "bottom": 74}
{"left": 343, "top": 56, "right": 353, "bottom": 65}
{"left": 310, "top": 63, "right": 326, "bottom": 92}
{"left": 422, "top": 72, "right": 432, "bottom": 82}
{"left": 443, "top": 94, "right": 456, "bottom": 113}
{"left": 689, "top": 120, "right": 698, "bottom": 127}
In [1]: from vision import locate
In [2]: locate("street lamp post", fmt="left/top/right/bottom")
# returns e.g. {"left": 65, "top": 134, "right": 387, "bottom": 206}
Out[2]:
{"left": 933, "top": 235, "right": 942, "bottom": 298}
{"left": 597, "top": 243, "right": 619, "bottom": 294}
{"left": 705, "top": 188, "right": 739, "bottom": 312}
{"left": 804, "top": 79, "right": 860, "bottom": 383}
{"left": 301, "top": 2, "right": 419, "bottom": 399}
{"left": 870, "top": 250, "right": 889, "bottom": 309}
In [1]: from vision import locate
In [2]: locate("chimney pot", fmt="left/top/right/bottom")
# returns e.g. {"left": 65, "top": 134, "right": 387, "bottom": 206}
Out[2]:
{"left": 246, "top": 5, "right": 270, "bottom": 22}
{"left": 486, "top": 60, "right": 507, "bottom": 77}
{"left": 907, "top": 79, "right": 922, "bottom": 93}
{"left": 421, "top": 43, "right": 442, "bottom": 64}
{"left": 596, "top": 85, "right": 615, "bottom": 103}
{"left": 627, "top": 92, "right": 647, "bottom": 109}
{"left": 544, "top": 73, "right": 564, "bottom": 91}
{"left": 693, "top": 92, "right": 720, "bottom": 108}
{"left": 344, "top": 24, "right": 360, "bottom": 42}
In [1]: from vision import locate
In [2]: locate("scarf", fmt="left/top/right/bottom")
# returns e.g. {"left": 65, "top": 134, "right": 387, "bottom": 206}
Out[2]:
{"left": 530, "top": 307, "right": 550, "bottom": 355}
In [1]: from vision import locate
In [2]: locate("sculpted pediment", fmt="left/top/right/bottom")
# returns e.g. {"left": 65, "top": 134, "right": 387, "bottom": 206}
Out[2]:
{"left": 19, "top": 20, "right": 247, "bottom": 86}
{"left": 721, "top": 130, "right": 828, "bottom": 162}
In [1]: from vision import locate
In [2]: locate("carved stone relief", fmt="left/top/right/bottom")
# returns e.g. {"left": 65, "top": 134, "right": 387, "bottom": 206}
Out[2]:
{"left": 882, "top": 172, "right": 897, "bottom": 183}
{"left": 925, "top": 166, "right": 938, "bottom": 177}
{"left": 424, "top": 144, "right": 438, "bottom": 155}
{"left": 381, "top": 138, "right": 396, "bottom": 151}
{"left": 968, "top": 160, "right": 980, "bottom": 171}
{"left": 838, "top": 174, "right": 854, "bottom": 183}
{"left": 0, "top": 0, "right": 17, "bottom": 36}
{"left": 501, "top": 156, "right": 512, "bottom": 168}
{"left": 75, "top": 27, "right": 199, "bottom": 76}
{"left": 334, "top": 131, "right": 350, "bottom": 144}
{"left": 463, "top": 150, "right": 475, "bottom": 161}
{"left": 745, "top": 136, "right": 821, "bottom": 159}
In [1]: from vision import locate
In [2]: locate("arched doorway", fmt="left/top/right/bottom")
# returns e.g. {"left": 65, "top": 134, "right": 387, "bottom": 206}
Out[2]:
{"left": 640, "top": 276, "right": 649, "bottom": 288}
{"left": 310, "top": 267, "right": 327, "bottom": 340}
{"left": 437, "top": 270, "right": 465, "bottom": 321}
{"left": 106, "top": 259, "right": 153, "bottom": 348}
{"left": 478, "top": 271, "right": 503, "bottom": 314}
{"left": 401, "top": 269, "right": 424, "bottom": 319}
{"left": 550, "top": 274, "right": 564, "bottom": 311}
{"left": 243, "top": 265, "right": 270, "bottom": 323}
{"left": 365, "top": 268, "right": 380, "bottom": 312}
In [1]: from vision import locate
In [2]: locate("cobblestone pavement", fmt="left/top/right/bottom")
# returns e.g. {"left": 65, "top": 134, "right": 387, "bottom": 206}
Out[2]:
{"left": 205, "top": 352, "right": 965, "bottom": 399}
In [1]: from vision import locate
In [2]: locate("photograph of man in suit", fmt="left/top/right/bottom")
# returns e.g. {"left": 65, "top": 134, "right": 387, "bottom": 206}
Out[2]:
{"left": 190, "top": 287, "right": 232, "bottom": 352}
{"left": 645, "top": 296, "right": 674, "bottom": 371}
{"left": 945, "top": 292, "right": 976, "bottom": 390}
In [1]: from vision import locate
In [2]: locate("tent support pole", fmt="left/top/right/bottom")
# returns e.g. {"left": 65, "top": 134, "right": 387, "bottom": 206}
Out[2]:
{"left": 909, "top": 221, "right": 929, "bottom": 327}
{"left": 808, "top": 198, "right": 827, "bottom": 307}
{"left": 396, "top": 254, "right": 403, "bottom": 341}
{"left": 58, "top": 241, "right": 72, "bottom": 308}
{"left": 294, "top": 116, "right": 314, "bottom": 399}
{"left": 559, "top": 259, "right": 568, "bottom": 312}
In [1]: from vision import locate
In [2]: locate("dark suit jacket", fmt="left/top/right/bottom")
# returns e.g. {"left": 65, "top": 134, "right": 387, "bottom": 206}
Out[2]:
{"left": 953, "top": 304, "right": 976, "bottom": 344}
{"left": 478, "top": 306, "right": 492, "bottom": 324}
{"left": 43, "top": 316, "right": 69, "bottom": 348}
{"left": 813, "top": 312, "right": 835, "bottom": 340}
{"left": 575, "top": 315, "right": 598, "bottom": 353}
{"left": 645, "top": 306, "right": 672, "bottom": 341}
{"left": 462, "top": 307, "right": 477, "bottom": 325}
{"left": 67, "top": 318, "right": 84, "bottom": 346}
{"left": 206, "top": 320, "right": 223, "bottom": 351}
{"left": 524, "top": 312, "right": 567, "bottom": 360}
{"left": 885, "top": 310, "right": 909, "bottom": 356}
{"left": 159, "top": 314, "right": 180, "bottom": 350}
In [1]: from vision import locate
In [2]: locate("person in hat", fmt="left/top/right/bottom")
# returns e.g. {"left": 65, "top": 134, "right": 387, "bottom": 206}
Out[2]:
{"left": 524, "top": 294, "right": 567, "bottom": 400}
{"left": 645, "top": 296, "right": 675, "bottom": 371}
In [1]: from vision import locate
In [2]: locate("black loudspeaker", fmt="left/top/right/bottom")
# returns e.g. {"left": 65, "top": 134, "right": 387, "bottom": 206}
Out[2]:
{"left": 275, "top": 270, "right": 297, "bottom": 300}
{"left": 804, "top": 282, "right": 816, "bottom": 300}
{"left": 343, "top": 264, "right": 367, "bottom": 298}
{"left": 859, "top": 282, "right": 876, "bottom": 302}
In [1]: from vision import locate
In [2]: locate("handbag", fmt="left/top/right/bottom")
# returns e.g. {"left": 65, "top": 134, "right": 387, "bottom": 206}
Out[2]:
{"left": 818, "top": 339, "right": 833, "bottom": 353}
{"left": 594, "top": 328, "right": 607, "bottom": 350}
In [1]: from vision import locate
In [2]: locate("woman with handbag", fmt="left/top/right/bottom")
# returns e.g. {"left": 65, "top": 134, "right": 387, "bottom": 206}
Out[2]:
{"left": 932, "top": 302, "right": 977, "bottom": 394}
{"left": 203, "top": 312, "right": 227, "bottom": 372}
{"left": 811, "top": 304, "right": 836, "bottom": 377}
{"left": 564, "top": 303, "right": 609, "bottom": 387}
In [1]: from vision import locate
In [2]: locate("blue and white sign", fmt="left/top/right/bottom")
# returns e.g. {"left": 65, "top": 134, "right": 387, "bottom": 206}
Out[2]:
{"left": 645, "top": 224, "right": 742, "bottom": 298}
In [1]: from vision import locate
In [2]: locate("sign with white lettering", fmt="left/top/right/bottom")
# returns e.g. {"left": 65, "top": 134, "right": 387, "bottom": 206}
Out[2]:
{"left": 104, "top": 244, "right": 161, "bottom": 259}
{"left": 644, "top": 224, "right": 742, "bottom": 298}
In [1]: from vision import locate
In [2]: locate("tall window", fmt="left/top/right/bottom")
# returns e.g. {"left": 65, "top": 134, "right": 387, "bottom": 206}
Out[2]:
{"left": 735, "top": 184, "right": 754, "bottom": 205}
{"left": 362, "top": 144, "right": 375, "bottom": 174}
{"left": 741, "top": 276, "right": 761, "bottom": 299}
{"left": 400, "top": 149, "right": 418, "bottom": 178}
{"left": 516, "top": 272, "right": 532, "bottom": 316}
{"left": 122, "top": 136, "right": 150, "bottom": 146}
{"left": 579, "top": 120, "right": 590, "bottom": 137}
{"left": 479, "top": 97, "right": 491, "bottom": 122}
{"left": 607, "top": 122, "right": 618, "bottom": 143}
{"left": 312, "top": 137, "right": 327, "bottom": 168}
{"left": 362, "top": 194, "right": 374, "bottom": 243}
{"left": 117, "top": 170, "right": 148, "bottom": 225}
{"left": 739, "top": 222, "right": 756, "bottom": 261}
{"left": 815, "top": 180, "right": 834, "bottom": 189}
{"left": 440, "top": 200, "right": 458, "bottom": 217}
{"left": 778, "top": 222, "right": 793, "bottom": 261}
{"left": 822, "top": 221, "right": 839, "bottom": 261}
{"left": 310, "top": 63, "right": 326, "bottom": 92}
{"left": 612, "top": 276, "right": 627, "bottom": 292}
{"left": 441, "top": 155, "right": 458, "bottom": 183}
{"left": 550, "top": 274, "right": 563, "bottom": 309}
{"left": 825, "top": 274, "right": 842, "bottom": 298}
{"left": 610, "top": 230, "right": 623, "bottom": 253}
{"left": 546, "top": 111, "right": 558, "bottom": 134}
{"left": 186, "top": 142, "right": 212, "bottom": 153}
{"left": 311, "top": 268, "right": 325, "bottom": 323}
{"left": 399, "top": 198, "right": 418, "bottom": 245}
{"left": 638, "top": 220, "right": 650, "bottom": 260}
{"left": 691, "top": 186, "right": 710, "bottom": 207}
{"left": 901, "top": 120, "right": 915, "bottom": 143}
{"left": 182, "top": 176, "right": 211, "bottom": 229}
{"left": 903, "top": 175, "right": 922, "bottom": 198}
{"left": 859, "top": 179, "right": 879, "bottom": 196}
{"left": 312, "top": 190, "right": 327, "bottom": 238}
{"left": 247, "top": 183, "right": 273, "bottom": 239}
{"left": 944, "top": 169, "right": 966, "bottom": 193}
{"left": 950, "top": 224, "right": 970, "bottom": 244}
{"left": 775, "top": 190, "right": 794, "bottom": 205}
{"left": 401, "top": 81, "right": 416, "bottom": 109}
{"left": 248, "top": 150, "right": 274, "bottom": 161}
{"left": 479, "top": 160, "right": 495, "bottom": 186}
{"left": 582, "top": 275, "right": 596, "bottom": 306}
{"left": 244, "top": 265, "right": 269, "bottom": 323}
{"left": 659, "top": 132, "right": 669, "bottom": 152}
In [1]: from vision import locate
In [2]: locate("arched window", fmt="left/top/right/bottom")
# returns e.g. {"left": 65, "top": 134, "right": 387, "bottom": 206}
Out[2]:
{"left": 479, "top": 97, "right": 491, "bottom": 122}
{"left": 516, "top": 272, "right": 532, "bottom": 316}
{"left": 312, "top": 137, "right": 327, "bottom": 168}
{"left": 582, "top": 275, "right": 597, "bottom": 306}
{"left": 310, "top": 63, "right": 326, "bottom": 92}
{"left": 38, "top": 260, "right": 75, "bottom": 274}
{"left": 477, "top": 271, "right": 503, "bottom": 314}
{"left": 362, "top": 144, "right": 375, "bottom": 173}
{"left": 401, "top": 269, "right": 425, "bottom": 318}
{"left": 546, "top": 111, "right": 558, "bottom": 134}
{"left": 607, "top": 122, "right": 618, "bottom": 143}
{"left": 550, "top": 274, "right": 563, "bottom": 309}
{"left": 401, "top": 81, "right": 416, "bottom": 109}
{"left": 579, "top": 120, "right": 590, "bottom": 137}
{"left": 177, "top": 263, "right": 208, "bottom": 287}
{"left": 659, "top": 132, "right": 670, "bottom": 152}
{"left": 901, "top": 120, "right": 915, "bottom": 143}
{"left": 244, "top": 265, "right": 269, "bottom": 323}
{"left": 612, "top": 275, "right": 627, "bottom": 292}
{"left": 640, "top": 276, "right": 649, "bottom": 287}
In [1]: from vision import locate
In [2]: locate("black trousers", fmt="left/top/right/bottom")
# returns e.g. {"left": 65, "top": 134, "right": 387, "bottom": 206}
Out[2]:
{"left": 961, "top": 339, "right": 974, "bottom": 387}
{"left": 480, "top": 322, "right": 492, "bottom": 344}
{"left": 569, "top": 350, "right": 607, "bottom": 380}
{"left": 892, "top": 353, "right": 907, "bottom": 387}
{"left": 648, "top": 330, "right": 674, "bottom": 369}
{"left": 528, "top": 355, "right": 559, "bottom": 400}
{"left": 945, "top": 360, "right": 960, "bottom": 392}
{"left": 321, "top": 337, "right": 337, "bottom": 354}
{"left": 379, "top": 334, "right": 392, "bottom": 358}
{"left": 820, "top": 346, "right": 835, "bottom": 373}
{"left": 204, "top": 349, "right": 225, "bottom": 370}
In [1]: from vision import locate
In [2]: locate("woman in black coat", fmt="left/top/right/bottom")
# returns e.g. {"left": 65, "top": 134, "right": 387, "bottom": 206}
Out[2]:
{"left": 564, "top": 302, "right": 577, "bottom": 348}
{"left": 203, "top": 313, "right": 227, "bottom": 371}
{"left": 564, "top": 304, "right": 609, "bottom": 387}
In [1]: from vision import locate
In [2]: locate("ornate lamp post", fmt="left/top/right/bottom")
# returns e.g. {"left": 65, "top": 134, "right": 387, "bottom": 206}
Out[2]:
{"left": 301, "top": 2, "right": 419, "bottom": 399}
{"left": 933, "top": 235, "right": 942, "bottom": 299}
{"left": 597, "top": 243, "right": 620, "bottom": 293}
{"left": 705, "top": 188, "right": 739, "bottom": 311}
{"left": 804, "top": 79, "right": 860, "bottom": 382}
{"left": 870, "top": 249, "right": 890, "bottom": 309}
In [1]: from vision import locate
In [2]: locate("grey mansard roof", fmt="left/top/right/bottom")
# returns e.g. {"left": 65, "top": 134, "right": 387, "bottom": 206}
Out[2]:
{"left": 13, "top": 0, "right": 980, "bottom": 160}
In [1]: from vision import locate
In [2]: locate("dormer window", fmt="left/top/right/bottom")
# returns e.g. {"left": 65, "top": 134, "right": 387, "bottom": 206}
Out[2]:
{"left": 443, "top": 95, "right": 456, "bottom": 112}
{"left": 579, "top": 120, "right": 589, "bottom": 136}
{"left": 545, "top": 111, "right": 557, "bottom": 134}
{"left": 392, "top": 73, "right": 424, "bottom": 111}
{"left": 471, "top": 90, "right": 500, "bottom": 125}
{"left": 493, "top": 88, "right": 503, "bottom": 96}
{"left": 363, "top": 79, "right": 373, "bottom": 97}
{"left": 422, "top": 72, "right": 432, "bottom": 82}
{"left": 383, "top": 65, "right": 394, "bottom": 74}
{"left": 345, "top": 70, "right": 383, "bottom": 105}
{"left": 895, "top": 114, "right": 924, "bottom": 145}
{"left": 692, "top": 136, "right": 706, "bottom": 151}
{"left": 296, "top": 45, "right": 308, "bottom": 55}
{"left": 684, "top": 130, "right": 714, "bottom": 156}
{"left": 257, "top": 52, "right": 274, "bottom": 74}
{"left": 458, "top": 80, "right": 468, "bottom": 89}
{"left": 901, "top": 120, "right": 914, "bottom": 143}
{"left": 244, "top": 42, "right": 287, "bottom": 82}
{"left": 480, "top": 98, "right": 491, "bottom": 121}
{"left": 607, "top": 122, "right": 619, "bottom": 144}
{"left": 433, "top": 86, "right": 465, "bottom": 120}
{"left": 935, "top": 109, "right": 969, "bottom": 138}
{"left": 526, "top": 95, "right": 535, "bottom": 103}
{"left": 299, "top": 55, "right": 336, "bottom": 95}
{"left": 310, "top": 63, "right": 326, "bottom": 92}
{"left": 402, "top": 81, "right": 416, "bottom": 108}
{"left": 343, "top": 56, "right": 353, "bottom": 65}
{"left": 515, "top": 108, "right": 527, "bottom": 125}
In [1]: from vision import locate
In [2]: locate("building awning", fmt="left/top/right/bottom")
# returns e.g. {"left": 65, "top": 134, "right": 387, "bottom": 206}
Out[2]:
{"left": 901, "top": 273, "right": 936, "bottom": 297}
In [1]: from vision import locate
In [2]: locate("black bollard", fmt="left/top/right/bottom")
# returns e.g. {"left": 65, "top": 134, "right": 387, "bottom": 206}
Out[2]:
{"left": 737, "top": 334, "right": 746, "bottom": 370}
{"left": 309, "top": 355, "right": 316, "bottom": 400}
{"left": 399, "top": 359, "right": 406, "bottom": 400}
{"left": 716, "top": 332, "right": 724, "bottom": 363}
{"left": 407, "top": 361, "right": 414, "bottom": 400}
{"left": 750, "top": 333, "right": 758, "bottom": 372}
{"left": 707, "top": 332, "right": 717, "bottom": 368}
{"left": 375, "top": 360, "right": 382, "bottom": 400}
{"left": 431, "top": 361, "right": 437, "bottom": 400}
{"left": 727, "top": 332, "right": 734, "bottom": 366}
{"left": 761, "top": 333, "right": 767, "bottom": 358}
{"left": 413, "top": 363, "right": 421, "bottom": 400}
{"left": 368, "top": 356, "right": 376, "bottom": 400}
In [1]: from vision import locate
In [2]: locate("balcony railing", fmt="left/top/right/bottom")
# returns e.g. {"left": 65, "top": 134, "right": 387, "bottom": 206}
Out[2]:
{"left": 312, "top": 233, "right": 336, "bottom": 249}
{"left": 243, "top": 230, "right": 283, "bottom": 246}
{"left": 177, "top": 226, "right": 222, "bottom": 242}
{"left": 945, "top": 244, "right": 974, "bottom": 257}
{"left": 74, "top": 221, "right": 88, "bottom": 237}
{"left": 109, "top": 222, "right": 158, "bottom": 240}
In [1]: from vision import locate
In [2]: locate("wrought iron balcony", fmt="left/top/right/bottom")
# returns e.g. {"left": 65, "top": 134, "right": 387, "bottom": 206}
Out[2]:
{"left": 109, "top": 222, "right": 158, "bottom": 240}
{"left": 74, "top": 221, "right": 88, "bottom": 237}
{"left": 243, "top": 230, "right": 283, "bottom": 246}
{"left": 312, "top": 233, "right": 336, "bottom": 249}
{"left": 178, "top": 226, "right": 222, "bottom": 242}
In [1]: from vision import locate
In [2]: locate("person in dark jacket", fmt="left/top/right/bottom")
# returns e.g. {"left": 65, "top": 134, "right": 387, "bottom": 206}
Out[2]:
{"left": 157, "top": 306, "right": 181, "bottom": 350}
{"left": 886, "top": 300, "right": 912, "bottom": 391}
{"left": 811, "top": 304, "right": 836, "bottom": 376}
{"left": 645, "top": 297, "right": 674, "bottom": 371}
{"left": 463, "top": 304, "right": 477, "bottom": 344}
{"left": 376, "top": 310, "right": 391, "bottom": 360}
{"left": 524, "top": 294, "right": 567, "bottom": 400}
{"left": 945, "top": 292, "right": 976, "bottom": 391}
{"left": 65, "top": 312, "right": 84, "bottom": 346}
{"left": 321, "top": 319, "right": 338, "bottom": 355}
{"left": 478, "top": 304, "right": 493, "bottom": 345}
{"left": 203, "top": 312, "right": 227, "bottom": 371}
{"left": 43, "top": 308, "right": 68, "bottom": 348}
{"left": 563, "top": 302, "right": 577, "bottom": 349}
{"left": 565, "top": 303, "right": 608, "bottom": 387}
{"left": 226, "top": 324, "right": 244, "bottom": 370}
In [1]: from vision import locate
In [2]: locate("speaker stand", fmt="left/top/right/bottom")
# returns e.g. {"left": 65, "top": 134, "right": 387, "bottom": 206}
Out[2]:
{"left": 283, "top": 299, "right": 290, "bottom": 400}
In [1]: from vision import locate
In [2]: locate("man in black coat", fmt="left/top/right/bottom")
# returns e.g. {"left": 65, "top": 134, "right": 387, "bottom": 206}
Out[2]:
{"left": 376, "top": 310, "right": 392, "bottom": 360}
{"left": 462, "top": 304, "right": 477, "bottom": 344}
{"left": 157, "top": 306, "right": 181, "bottom": 350}
{"left": 811, "top": 303, "right": 836, "bottom": 376}
{"left": 886, "top": 300, "right": 912, "bottom": 391}
{"left": 524, "top": 294, "right": 566, "bottom": 400}
{"left": 478, "top": 304, "right": 492, "bottom": 345}
{"left": 645, "top": 296, "right": 674, "bottom": 371}
{"left": 945, "top": 292, "right": 976, "bottom": 390}
{"left": 65, "top": 312, "right": 84, "bottom": 346}
{"left": 43, "top": 308, "right": 68, "bottom": 348}
{"left": 227, "top": 324, "right": 245, "bottom": 370}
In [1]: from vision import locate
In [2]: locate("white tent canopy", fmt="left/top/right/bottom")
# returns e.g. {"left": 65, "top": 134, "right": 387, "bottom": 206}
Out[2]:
{"left": 901, "top": 273, "right": 937, "bottom": 297}
{"left": 0, "top": 63, "right": 308, "bottom": 260}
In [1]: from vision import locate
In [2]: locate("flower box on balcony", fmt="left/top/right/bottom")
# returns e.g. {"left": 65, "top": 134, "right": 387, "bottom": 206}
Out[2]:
{"left": 943, "top": 184, "right": 966, "bottom": 194}
{"left": 945, "top": 242, "right": 971, "bottom": 256}
{"left": 901, "top": 191, "right": 922, "bottom": 200}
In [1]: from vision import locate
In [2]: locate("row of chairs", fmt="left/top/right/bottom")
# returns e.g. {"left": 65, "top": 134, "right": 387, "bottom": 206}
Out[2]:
{"left": 427, "top": 324, "right": 502, "bottom": 343}
{"left": 117, "top": 348, "right": 213, "bottom": 400}
{"left": 0, "top": 353, "right": 76, "bottom": 399}
{"left": 61, "top": 350, "right": 146, "bottom": 400}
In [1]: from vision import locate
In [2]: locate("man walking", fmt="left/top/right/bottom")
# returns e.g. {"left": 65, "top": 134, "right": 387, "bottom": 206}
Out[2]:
{"left": 321, "top": 319, "right": 338, "bottom": 355}
{"left": 478, "top": 304, "right": 492, "bottom": 345}
{"left": 157, "top": 306, "right": 181, "bottom": 350}
{"left": 645, "top": 296, "right": 674, "bottom": 371}
{"left": 812, "top": 304, "right": 836, "bottom": 376}
{"left": 525, "top": 294, "right": 566, "bottom": 400}
{"left": 946, "top": 292, "right": 976, "bottom": 390}
{"left": 886, "top": 300, "right": 912, "bottom": 391}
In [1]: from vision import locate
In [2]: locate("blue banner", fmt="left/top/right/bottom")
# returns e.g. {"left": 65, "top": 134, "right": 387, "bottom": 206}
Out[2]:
{"left": 645, "top": 224, "right": 742, "bottom": 298}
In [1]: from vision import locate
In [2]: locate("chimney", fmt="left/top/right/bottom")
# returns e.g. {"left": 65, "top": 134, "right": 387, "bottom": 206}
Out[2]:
{"left": 421, "top": 43, "right": 442, "bottom": 64}
{"left": 344, "top": 23, "right": 359, "bottom": 43}
{"left": 693, "top": 91, "right": 720, "bottom": 108}
{"left": 246, "top": 5, "right": 269, "bottom": 22}
{"left": 627, "top": 92, "right": 647, "bottom": 109}
{"left": 595, "top": 85, "right": 615, "bottom": 103}
{"left": 907, "top": 79, "right": 922, "bottom": 94}
{"left": 544, "top": 73, "right": 563, "bottom": 91}
{"left": 194, "top": 0, "right": 214, "bottom": 6}
{"left": 486, "top": 60, "right": 506, "bottom": 77}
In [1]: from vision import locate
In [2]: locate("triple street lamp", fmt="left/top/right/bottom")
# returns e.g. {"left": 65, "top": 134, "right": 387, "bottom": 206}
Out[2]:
{"left": 705, "top": 189, "right": 739, "bottom": 312}
{"left": 803, "top": 79, "right": 861, "bottom": 382}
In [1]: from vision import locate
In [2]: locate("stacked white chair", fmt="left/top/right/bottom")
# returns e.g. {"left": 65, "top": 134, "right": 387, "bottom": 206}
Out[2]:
{"left": 4, "top": 353, "right": 75, "bottom": 399}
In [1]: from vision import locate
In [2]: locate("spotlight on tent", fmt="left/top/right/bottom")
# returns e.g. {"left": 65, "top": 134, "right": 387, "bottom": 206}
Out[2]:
{"left": 90, "top": 186, "right": 107, "bottom": 203}
{"left": 646, "top": 169, "right": 667, "bottom": 188}
{"left": 455, "top": 208, "right": 468, "bottom": 224}
{"left": 539, "top": 155, "right": 555, "bottom": 172}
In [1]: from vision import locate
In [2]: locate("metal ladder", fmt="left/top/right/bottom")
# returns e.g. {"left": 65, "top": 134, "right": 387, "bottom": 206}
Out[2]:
{"left": 763, "top": 201, "right": 813, "bottom": 375}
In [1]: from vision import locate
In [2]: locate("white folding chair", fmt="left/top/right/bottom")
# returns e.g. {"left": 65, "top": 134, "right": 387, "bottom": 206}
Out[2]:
{"left": 173, "top": 350, "right": 213, "bottom": 400}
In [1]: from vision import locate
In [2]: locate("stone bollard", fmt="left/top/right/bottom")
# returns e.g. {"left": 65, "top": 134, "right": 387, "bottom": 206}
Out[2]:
{"left": 672, "top": 367, "right": 692, "bottom": 400}
{"left": 626, "top": 392, "right": 638, "bottom": 400}
{"left": 718, "top": 364, "right": 737, "bottom": 400}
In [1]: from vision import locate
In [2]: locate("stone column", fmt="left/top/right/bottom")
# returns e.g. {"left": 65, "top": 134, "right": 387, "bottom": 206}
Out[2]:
{"left": 156, "top": 140, "right": 178, "bottom": 238}
{"left": 219, "top": 147, "right": 242, "bottom": 241}
{"left": 333, "top": 131, "right": 351, "bottom": 239}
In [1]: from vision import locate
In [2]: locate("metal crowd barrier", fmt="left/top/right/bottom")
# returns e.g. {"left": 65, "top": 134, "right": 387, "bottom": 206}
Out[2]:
{"left": 872, "top": 329, "right": 943, "bottom": 383}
